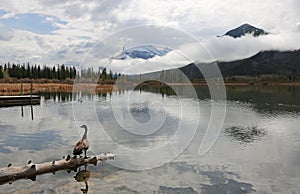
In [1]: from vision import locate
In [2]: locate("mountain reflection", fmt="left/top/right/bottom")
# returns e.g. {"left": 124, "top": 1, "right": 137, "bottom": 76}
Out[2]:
{"left": 137, "top": 85, "right": 300, "bottom": 114}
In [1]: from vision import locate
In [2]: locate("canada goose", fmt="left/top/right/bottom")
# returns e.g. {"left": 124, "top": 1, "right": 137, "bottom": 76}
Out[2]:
{"left": 73, "top": 125, "right": 90, "bottom": 158}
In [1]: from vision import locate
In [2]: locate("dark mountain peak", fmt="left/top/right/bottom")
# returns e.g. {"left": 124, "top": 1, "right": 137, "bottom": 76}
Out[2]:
{"left": 240, "top": 23, "right": 253, "bottom": 28}
{"left": 222, "top": 23, "right": 269, "bottom": 38}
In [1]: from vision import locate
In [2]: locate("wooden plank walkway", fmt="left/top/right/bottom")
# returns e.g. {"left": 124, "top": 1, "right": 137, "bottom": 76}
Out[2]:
{"left": 0, "top": 95, "right": 40, "bottom": 107}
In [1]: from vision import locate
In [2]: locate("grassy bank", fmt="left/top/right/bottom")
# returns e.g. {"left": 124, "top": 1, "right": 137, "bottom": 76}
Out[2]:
{"left": 1, "top": 81, "right": 300, "bottom": 96}
{"left": 0, "top": 83, "right": 116, "bottom": 95}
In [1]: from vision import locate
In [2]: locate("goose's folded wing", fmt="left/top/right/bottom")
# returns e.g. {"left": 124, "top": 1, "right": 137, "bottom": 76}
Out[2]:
{"left": 73, "top": 141, "right": 85, "bottom": 153}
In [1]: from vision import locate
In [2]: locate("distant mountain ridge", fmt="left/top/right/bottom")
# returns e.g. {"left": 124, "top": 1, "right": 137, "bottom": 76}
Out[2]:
{"left": 179, "top": 49, "right": 300, "bottom": 79}
{"left": 140, "top": 49, "right": 300, "bottom": 81}
{"left": 221, "top": 23, "right": 269, "bottom": 38}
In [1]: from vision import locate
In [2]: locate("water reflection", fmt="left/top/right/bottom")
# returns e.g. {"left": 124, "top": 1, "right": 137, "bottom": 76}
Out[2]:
{"left": 166, "top": 162, "right": 256, "bottom": 194}
{"left": 74, "top": 169, "right": 90, "bottom": 194}
{"left": 10, "top": 86, "right": 298, "bottom": 117}
{"left": 43, "top": 92, "right": 74, "bottom": 102}
{"left": 113, "top": 186, "right": 140, "bottom": 193}
{"left": 0, "top": 130, "right": 61, "bottom": 153}
{"left": 159, "top": 186, "right": 197, "bottom": 193}
{"left": 225, "top": 86, "right": 300, "bottom": 114}
{"left": 199, "top": 169, "right": 255, "bottom": 194}
{"left": 136, "top": 84, "right": 176, "bottom": 97}
{"left": 200, "top": 178, "right": 255, "bottom": 194}
{"left": 0, "top": 86, "right": 300, "bottom": 193}
{"left": 138, "top": 85, "right": 300, "bottom": 114}
{"left": 32, "top": 85, "right": 300, "bottom": 118}
{"left": 96, "top": 98, "right": 180, "bottom": 149}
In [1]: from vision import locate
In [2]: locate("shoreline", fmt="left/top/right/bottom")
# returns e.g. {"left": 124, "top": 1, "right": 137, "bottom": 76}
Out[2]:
{"left": 0, "top": 82, "right": 300, "bottom": 95}
{"left": 0, "top": 83, "right": 116, "bottom": 95}
{"left": 139, "top": 82, "right": 300, "bottom": 86}
{"left": 192, "top": 82, "right": 300, "bottom": 86}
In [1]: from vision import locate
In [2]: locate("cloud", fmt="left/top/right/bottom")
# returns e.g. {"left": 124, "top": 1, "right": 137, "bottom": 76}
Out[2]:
{"left": 0, "top": 11, "right": 17, "bottom": 19}
{"left": 204, "top": 33, "right": 300, "bottom": 62}
{"left": 0, "top": 22, "right": 13, "bottom": 41}
{"left": 296, "top": 22, "right": 300, "bottom": 32}
{"left": 0, "top": 0, "right": 299, "bottom": 71}
{"left": 0, "top": 16, "right": 14, "bottom": 42}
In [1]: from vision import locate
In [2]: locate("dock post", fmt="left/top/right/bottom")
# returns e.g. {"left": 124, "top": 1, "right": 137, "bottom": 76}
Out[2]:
{"left": 21, "top": 83, "right": 24, "bottom": 117}
{"left": 30, "top": 81, "right": 33, "bottom": 120}
{"left": 21, "top": 83, "right": 23, "bottom": 95}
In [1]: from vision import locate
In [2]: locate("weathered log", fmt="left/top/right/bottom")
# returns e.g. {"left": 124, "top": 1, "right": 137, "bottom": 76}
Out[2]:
{"left": 0, "top": 152, "right": 115, "bottom": 185}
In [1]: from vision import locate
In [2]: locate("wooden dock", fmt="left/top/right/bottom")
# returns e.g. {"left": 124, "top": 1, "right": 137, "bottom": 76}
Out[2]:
{"left": 0, "top": 95, "right": 40, "bottom": 107}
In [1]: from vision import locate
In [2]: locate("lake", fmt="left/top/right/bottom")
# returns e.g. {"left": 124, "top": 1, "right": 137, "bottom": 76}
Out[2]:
{"left": 0, "top": 85, "right": 300, "bottom": 193}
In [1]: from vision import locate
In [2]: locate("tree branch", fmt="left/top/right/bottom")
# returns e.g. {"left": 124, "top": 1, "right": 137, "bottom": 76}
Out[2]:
{"left": 0, "top": 152, "right": 115, "bottom": 185}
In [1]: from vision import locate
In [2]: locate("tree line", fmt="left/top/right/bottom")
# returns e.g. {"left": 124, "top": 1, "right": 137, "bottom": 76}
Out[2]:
{"left": 0, "top": 62, "right": 121, "bottom": 83}
{"left": 0, "top": 62, "right": 76, "bottom": 80}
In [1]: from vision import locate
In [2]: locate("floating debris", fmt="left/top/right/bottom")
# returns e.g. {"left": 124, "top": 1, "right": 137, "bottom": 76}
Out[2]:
{"left": 224, "top": 126, "right": 266, "bottom": 145}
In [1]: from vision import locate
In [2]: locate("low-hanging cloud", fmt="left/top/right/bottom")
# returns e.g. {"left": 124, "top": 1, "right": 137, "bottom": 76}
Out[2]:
{"left": 103, "top": 32, "right": 300, "bottom": 74}
{"left": 296, "top": 22, "right": 300, "bottom": 32}
{"left": 204, "top": 32, "right": 300, "bottom": 62}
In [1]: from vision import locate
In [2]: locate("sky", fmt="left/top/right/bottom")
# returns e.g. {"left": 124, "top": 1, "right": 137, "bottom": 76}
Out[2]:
{"left": 0, "top": 0, "right": 299, "bottom": 73}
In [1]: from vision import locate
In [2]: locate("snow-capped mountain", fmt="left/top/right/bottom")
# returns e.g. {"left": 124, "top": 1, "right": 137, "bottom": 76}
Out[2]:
{"left": 111, "top": 45, "right": 172, "bottom": 60}
{"left": 221, "top": 23, "right": 269, "bottom": 38}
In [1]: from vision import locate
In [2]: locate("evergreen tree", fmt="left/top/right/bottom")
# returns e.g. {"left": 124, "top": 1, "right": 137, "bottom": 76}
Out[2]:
{"left": 56, "top": 65, "right": 60, "bottom": 80}
{"left": 26, "top": 63, "right": 31, "bottom": 78}
{"left": 16, "top": 64, "right": 21, "bottom": 79}
{"left": 108, "top": 70, "right": 113, "bottom": 80}
{"left": 60, "top": 64, "right": 66, "bottom": 80}
{"left": 42, "top": 65, "right": 47, "bottom": 79}
{"left": 0, "top": 65, "right": 3, "bottom": 79}
{"left": 11, "top": 63, "right": 17, "bottom": 77}
{"left": 4, "top": 63, "right": 7, "bottom": 73}
{"left": 47, "top": 66, "right": 52, "bottom": 79}
{"left": 33, "top": 65, "right": 38, "bottom": 79}
{"left": 66, "top": 66, "right": 70, "bottom": 79}
{"left": 37, "top": 65, "right": 41, "bottom": 79}
{"left": 52, "top": 66, "right": 56, "bottom": 79}
{"left": 7, "top": 62, "right": 11, "bottom": 77}
{"left": 20, "top": 64, "right": 25, "bottom": 78}
{"left": 72, "top": 67, "right": 76, "bottom": 78}
{"left": 100, "top": 68, "right": 107, "bottom": 80}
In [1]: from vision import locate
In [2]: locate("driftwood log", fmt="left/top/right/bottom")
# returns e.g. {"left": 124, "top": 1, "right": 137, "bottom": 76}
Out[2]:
{"left": 0, "top": 153, "right": 115, "bottom": 185}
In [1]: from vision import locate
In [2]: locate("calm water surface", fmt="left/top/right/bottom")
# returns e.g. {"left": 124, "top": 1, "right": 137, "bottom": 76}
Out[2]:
{"left": 0, "top": 86, "right": 300, "bottom": 193}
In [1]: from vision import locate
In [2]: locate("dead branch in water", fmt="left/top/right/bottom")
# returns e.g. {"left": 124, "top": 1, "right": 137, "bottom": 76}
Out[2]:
{"left": 0, "top": 153, "right": 115, "bottom": 185}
